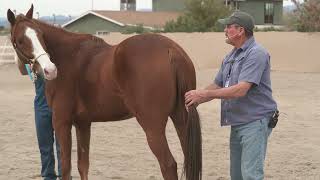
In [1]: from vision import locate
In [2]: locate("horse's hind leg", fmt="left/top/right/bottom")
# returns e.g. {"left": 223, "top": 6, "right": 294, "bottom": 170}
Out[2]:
{"left": 74, "top": 122, "right": 91, "bottom": 180}
{"left": 138, "top": 115, "right": 178, "bottom": 180}
{"left": 170, "top": 113, "right": 187, "bottom": 157}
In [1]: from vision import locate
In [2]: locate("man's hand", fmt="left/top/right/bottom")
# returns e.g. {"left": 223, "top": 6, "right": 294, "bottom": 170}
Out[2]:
{"left": 185, "top": 89, "right": 211, "bottom": 109}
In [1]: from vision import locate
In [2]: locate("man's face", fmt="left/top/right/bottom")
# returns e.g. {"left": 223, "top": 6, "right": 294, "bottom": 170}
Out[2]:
{"left": 224, "top": 24, "right": 243, "bottom": 45}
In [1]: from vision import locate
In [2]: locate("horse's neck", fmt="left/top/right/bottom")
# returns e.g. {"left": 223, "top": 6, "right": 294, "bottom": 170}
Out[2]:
{"left": 38, "top": 22, "right": 97, "bottom": 63}
{"left": 40, "top": 25, "right": 78, "bottom": 55}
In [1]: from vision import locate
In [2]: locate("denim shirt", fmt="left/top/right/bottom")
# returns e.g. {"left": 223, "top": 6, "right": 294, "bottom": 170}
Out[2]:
{"left": 214, "top": 37, "right": 277, "bottom": 126}
{"left": 34, "top": 75, "right": 51, "bottom": 112}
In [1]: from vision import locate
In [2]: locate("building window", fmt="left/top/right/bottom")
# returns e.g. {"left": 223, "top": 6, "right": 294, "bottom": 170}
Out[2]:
{"left": 264, "top": 2, "right": 274, "bottom": 24}
{"left": 224, "top": 0, "right": 239, "bottom": 10}
{"left": 96, "top": 31, "right": 109, "bottom": 36}
{"left": 233, "top": 1, "right": 239, "bottom": 10}
{"left": 121, "top": 0, "right": 136, "bottom": 11}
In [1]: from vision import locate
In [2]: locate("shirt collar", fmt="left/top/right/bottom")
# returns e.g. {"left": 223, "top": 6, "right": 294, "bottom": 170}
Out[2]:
{"left": 239, "top": 36, "right": 255, "bottom": 51}
{"left": 230, "top": 36, "right": 255, "bottom": 56}
{"left": 226, "top": 36, "right": 255, "bottom": 64}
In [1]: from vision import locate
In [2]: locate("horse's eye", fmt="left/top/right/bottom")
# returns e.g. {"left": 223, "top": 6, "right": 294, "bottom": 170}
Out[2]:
{"left": 18, "top": 39, "right": 23, "bottom": 45}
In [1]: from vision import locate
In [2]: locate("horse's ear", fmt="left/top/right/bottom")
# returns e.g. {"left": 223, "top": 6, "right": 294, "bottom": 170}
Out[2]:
{"left": 7, "top": 9, "right": 16, "bottom": 26}
{"left": 26, "top": 4, "right": 34, "bottom": 19}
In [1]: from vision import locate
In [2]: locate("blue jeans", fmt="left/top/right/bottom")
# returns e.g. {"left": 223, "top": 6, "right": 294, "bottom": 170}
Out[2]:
{"left": 230, "top": 118, "right": 272, "bottom": 180}
{"left": 34, "top": 77, "right": 61, "bottom": 180}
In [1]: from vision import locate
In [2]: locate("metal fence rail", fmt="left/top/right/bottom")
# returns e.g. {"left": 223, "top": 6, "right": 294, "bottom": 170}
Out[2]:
{"left": 0, "top": 36, "right": 17, "bottom": 65}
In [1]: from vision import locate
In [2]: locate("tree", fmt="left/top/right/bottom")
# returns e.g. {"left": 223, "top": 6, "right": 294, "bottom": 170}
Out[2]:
{"left": 164, "top": 0, "right": 231, "bottom": 32}
{"left": 290, "top": 0, "right": 320, "bottom": 32}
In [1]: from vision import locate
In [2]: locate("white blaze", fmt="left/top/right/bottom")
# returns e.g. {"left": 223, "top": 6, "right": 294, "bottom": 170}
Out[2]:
{"left": 25, "top": 27, "right": 57, "bottom": 80}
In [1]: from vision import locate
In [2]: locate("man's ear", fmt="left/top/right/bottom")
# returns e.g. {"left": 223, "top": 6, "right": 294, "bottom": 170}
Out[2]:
{"left": 240, "top": 27, "right": 245, "bottom": 35}
{"left": 26, "top": 4, "right": 34, "bottom": 19}
{"left": 7, "top": 9, "right": 16, "bottom": 26}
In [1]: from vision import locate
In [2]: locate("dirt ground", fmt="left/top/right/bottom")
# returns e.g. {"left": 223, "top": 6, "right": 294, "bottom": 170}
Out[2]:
{"left": 0, "top": 32, "right": 320, "bottom": 180}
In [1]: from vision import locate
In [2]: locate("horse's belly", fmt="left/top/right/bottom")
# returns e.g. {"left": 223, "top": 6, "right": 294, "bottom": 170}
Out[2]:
{"left": 90, "top": 106, "right": 133, "bottom": 122}
{"left": 76, "top": 94, "right": 133, "bottom": 123}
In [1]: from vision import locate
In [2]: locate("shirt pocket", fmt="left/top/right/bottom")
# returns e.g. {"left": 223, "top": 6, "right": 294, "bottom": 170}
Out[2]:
{"left": 222, "top": 62, "right": 232, "bottom": 86}
{"left": 230, "top": 55, "right": 245, "bottom": 85}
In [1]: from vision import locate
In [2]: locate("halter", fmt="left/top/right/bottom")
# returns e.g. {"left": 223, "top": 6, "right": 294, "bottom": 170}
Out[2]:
{"left": 10, "top": 18, "right": 50, "bottom": 82}
{"left": 10, "top": 17, "right": 50, "bottom": 66}
{"left": 12, "top": 41, "right": 50, "bottom": 83}
{"left": 12, "top": 41, "right": 49, "bottom": 65}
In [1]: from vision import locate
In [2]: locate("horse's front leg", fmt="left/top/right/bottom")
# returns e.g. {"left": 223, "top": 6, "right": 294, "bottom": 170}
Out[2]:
{"left": 74, "top": 121, "right": 91, "bottom": 180}
{"left": 52, "top": 107, "right": 73, "bottom": 180}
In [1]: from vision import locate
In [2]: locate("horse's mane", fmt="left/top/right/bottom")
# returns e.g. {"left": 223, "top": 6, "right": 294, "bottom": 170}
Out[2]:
{"left": 15, "top": 15, "right": 109, "bottom": 49}
{"left": 79, "top": 35, "right": 108, "bottom": 49}
{"left": 15, "top": 15, "right": 66, "bottom": 33}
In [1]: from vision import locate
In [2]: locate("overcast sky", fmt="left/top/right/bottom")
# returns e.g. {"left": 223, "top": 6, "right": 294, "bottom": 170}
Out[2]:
{"left": 1, "top": 0, "right": 121, "bottom": 18}
{"left": 1, "top": 0, "right": 296, "bottom": 18}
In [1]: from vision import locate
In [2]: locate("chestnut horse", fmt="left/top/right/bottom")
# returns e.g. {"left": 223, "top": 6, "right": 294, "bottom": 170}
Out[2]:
{"left": 7, "top": 5, "right": 202, "bottom": 180}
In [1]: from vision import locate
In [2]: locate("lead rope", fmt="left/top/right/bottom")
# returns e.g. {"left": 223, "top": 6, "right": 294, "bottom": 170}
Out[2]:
{"left": 25, "top": 64, "right": 38, "bottom": 83}
{"left": 32, "top": 70, "right": 38, "bottom": 83}
{"left": 30, "top": 64, "right": 38, "bottom": 83}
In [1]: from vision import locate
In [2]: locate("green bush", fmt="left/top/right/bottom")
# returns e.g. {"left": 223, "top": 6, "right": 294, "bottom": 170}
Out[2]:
{"left": 282, "top": 12, "right": 298, "bottom": 31}
{"left": 122, "top": 24, "right": 150, "bottom": 34}
{"left": 287, "top": 0, "right": 320, "bottom": 32}
{"left": 0, "top": 28, "right": 10, "bottom": 35}
{"left": 254, "top": 26, "right": 285, "bottom": 32}
{"left": 164, "top": 0, "right": 231, "bottom": 32}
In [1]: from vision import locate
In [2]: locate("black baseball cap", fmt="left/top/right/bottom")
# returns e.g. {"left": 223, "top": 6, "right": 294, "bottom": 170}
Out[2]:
{"left": 218, "top": 11, "right": 255, "bottom": 32}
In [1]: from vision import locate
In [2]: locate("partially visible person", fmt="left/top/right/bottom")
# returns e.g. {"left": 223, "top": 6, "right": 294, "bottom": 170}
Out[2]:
{"left": 17, "top": 60, "right": 62, "bottom": 180}
{"left": 185, "top": 11, "right": 278, "bottom": 180}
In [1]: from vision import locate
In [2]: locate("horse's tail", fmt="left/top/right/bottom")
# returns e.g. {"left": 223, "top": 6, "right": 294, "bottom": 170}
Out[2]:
{"left": 169, "top": 48, "right": 202, "bottom": 180}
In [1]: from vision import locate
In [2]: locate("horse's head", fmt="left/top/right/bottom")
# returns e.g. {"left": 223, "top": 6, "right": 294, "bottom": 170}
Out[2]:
{"left": 7, "top": 5, "right": 57, "bottom": 80}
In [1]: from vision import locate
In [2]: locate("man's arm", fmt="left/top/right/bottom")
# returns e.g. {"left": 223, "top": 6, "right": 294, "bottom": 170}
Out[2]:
{"left": 185, "top": 83, "right": 222, "bottom": 107}
{"left": 204, "top": 83, "right": 222, "bottom": 90}
{"left": 17, "top": 59, "right": 28, "bottom": 75}
{"left": 185, "top": 82, "right": 252, "bottom": 107}
{"left": 205, "top": 81, "right": 252, "bottom": 99}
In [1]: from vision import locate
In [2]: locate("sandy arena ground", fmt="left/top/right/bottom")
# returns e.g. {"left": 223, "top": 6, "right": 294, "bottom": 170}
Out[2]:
{"left": 0, "top": 32, "right": 320, "bottom": 180}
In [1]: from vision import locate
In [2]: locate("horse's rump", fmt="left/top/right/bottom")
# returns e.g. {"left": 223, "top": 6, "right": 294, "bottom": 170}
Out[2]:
{"left": 112, "top": 34, "right": 195, "bottom": 116}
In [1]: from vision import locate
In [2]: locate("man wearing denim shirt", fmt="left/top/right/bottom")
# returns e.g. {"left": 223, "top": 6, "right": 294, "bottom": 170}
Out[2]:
{"left": 17, "top": 61, "right": 62, "bottom": 180}
{"left": 185, "top": 11, "right": 277, "bottom": 180}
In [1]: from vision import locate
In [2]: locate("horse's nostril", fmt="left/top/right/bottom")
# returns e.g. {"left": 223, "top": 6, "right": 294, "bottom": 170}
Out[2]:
{"left": 44, "top": 68, "right": 49, "bottom": 75}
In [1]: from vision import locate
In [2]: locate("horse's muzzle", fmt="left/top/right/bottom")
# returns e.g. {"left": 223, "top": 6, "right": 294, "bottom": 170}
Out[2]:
{"left": 44, "top": 65, "right": 57, "bottom": 80}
